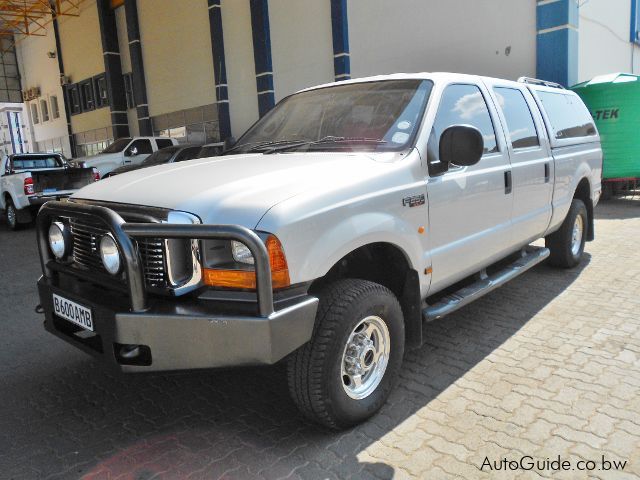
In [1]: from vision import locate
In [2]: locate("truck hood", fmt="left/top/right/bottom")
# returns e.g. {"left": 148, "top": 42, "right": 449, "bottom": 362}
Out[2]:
{"left": 76, "top": 152, "right": 122, "bottom": 166}
{"left": 72, "top": 152, "right": 383, "bottom": 227}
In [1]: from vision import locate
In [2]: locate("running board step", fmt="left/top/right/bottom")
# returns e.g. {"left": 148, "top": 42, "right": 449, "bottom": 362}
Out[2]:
{"left": 423, "top": 246, "right": 550, "bottom": 322}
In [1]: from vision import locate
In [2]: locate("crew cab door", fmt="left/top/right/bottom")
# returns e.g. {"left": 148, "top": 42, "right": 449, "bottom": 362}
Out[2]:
{"left": 124, "top": 139, "right": 154, "bottom": 165}
{"left": 426, "top": 82, "right": 513, "bottom": 293}
{"left": 485, "top": 80, "right": 553, "bottom": 245}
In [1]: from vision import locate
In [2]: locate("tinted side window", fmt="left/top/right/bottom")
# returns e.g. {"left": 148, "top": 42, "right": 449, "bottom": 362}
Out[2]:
{"left": 494, "top": 88, "right": 540, "bottom": 149}
{"left": 537, "top": 92, "right": 596, "bottom": 140}
{"left": 432, "top": 84, "right": 498, "bottom": 155}
{"left": 130, "top": 139, "right": 153, "bottom": 154}
{"left": 175, "top": 147, "right": 201, "bottom": 162}
{"left": 198, "top": 146, "right": 223, "bottom": 158}
{"left": 156, "top": 139, "right": 174, "bottom": 149}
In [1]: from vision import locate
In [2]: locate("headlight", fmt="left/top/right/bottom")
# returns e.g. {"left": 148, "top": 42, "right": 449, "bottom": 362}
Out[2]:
{"left": 100, "top": 234, "right": 121, "bottom": 275}
{"left": 231, "top": 241, "right": 254, "bottom": 265}
{"left": 202, "top": 234, "right": 290, "bottom": 290}
{"left": 48, "top": 222, "right": 68, "bottom": 259}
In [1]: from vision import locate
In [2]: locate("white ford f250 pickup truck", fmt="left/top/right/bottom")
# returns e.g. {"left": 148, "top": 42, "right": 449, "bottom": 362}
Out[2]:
{"left": 1, "top": 153, "right": 98, "bottom": 231}
{"left": 35, "top": 73, "right": 602, "bottom": 428}
{"left": 75, "top": 136, "right": 179, "bottom": 178}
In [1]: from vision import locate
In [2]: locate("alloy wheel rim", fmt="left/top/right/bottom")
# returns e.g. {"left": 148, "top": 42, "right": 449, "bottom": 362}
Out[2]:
{"left": 571, "top": 214, "right": 584, "bottom": 256}
{"left": 340, "top": 315, "right": 390, "bottom": 400}
{"left": 7, "top": 206, "right": 15, "bottom": 227}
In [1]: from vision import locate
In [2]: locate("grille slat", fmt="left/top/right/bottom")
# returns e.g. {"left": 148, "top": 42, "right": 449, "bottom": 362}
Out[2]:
{"left": 69, "top": 217, "right": 168, "bottom": 288}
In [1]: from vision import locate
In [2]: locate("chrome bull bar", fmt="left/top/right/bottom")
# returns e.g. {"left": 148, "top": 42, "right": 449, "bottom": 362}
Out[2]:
{"left": 36, "top": 201, "right": 274, "bottom": 316}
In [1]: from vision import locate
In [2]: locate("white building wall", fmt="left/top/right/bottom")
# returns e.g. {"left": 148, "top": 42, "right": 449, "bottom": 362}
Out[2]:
{"left": 15, "top": 20, "right": 71, "bottom": 156}
{"left": 347, "top": 0, "right": 537, "bottom": 80}
{"left": 578, "top": 0, "right": 640, "bottom": 82}
{"left": 269, "top": 0, "right": 335, "bottom": 102}
{"left": 137, "top": 0, "right": 216, "bottom": 118}
{"left": 222, "top": 0, "right": 260, "bottom": 137}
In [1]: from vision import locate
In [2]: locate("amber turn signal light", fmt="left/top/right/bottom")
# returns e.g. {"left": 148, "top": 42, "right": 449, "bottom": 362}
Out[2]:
{"left": 203, "top": 235, "right": 291, "bottom": 290}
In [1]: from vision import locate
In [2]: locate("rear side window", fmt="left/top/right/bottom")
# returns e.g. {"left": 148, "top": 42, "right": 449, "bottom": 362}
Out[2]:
{"left": 494, "top": 88, "right": 539, "bottom": 149}
{"left": 175, "top": 147, "right": 201, "bottom": 162}
{"left": 432, "top": 84, "right": 498, "bottom": 155}
{"left": 156, "top": 139, "right": 174, "bottom": 149}
{"left": 198, "top": 145, "right": 223, "bottom": 158}
{"left": 537, "top": 92, "right": 596, "bottom": 140}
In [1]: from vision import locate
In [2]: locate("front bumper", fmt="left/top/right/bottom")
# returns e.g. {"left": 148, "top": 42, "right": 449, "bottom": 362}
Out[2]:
{"left": 29, "top": 192, "right": 74, "bottom": 207}
{"left": 38, "top": 274, "right": 318, "bottom": 372}
{"left": 35, "top": 200, "right": 318, "bottom": 373}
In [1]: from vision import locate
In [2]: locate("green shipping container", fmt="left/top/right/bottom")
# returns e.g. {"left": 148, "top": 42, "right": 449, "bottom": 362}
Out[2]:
{"left": 572, "top": 73, "right": 640, "bottom": 180}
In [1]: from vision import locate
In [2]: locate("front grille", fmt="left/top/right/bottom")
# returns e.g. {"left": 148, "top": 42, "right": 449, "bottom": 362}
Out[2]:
{"left": 69, "top": 217, "right": 168, "bottom": 289}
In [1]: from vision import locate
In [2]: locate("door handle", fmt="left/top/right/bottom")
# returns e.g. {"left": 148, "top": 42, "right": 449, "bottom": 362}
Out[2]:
{"left": 504, "top": 171, "right": 512, "bottom": 194}
{"left": 544, "top": 163, "right": 550, "bottom": 183}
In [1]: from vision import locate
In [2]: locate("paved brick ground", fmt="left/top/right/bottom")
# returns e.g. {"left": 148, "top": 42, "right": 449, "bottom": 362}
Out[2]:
{"left": 1, "top": 199, "right": 639, "bottom": 480}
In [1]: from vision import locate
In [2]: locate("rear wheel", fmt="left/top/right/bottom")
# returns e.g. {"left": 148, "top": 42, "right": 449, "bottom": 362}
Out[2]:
{"left": 545, "top": 198, "right": 587, "bottom": 268}
{"left": 287, "top": 279, "right": 405, "bottom": 429}
{"left": 5, "top": 198, "right": 20, "bottom": 231}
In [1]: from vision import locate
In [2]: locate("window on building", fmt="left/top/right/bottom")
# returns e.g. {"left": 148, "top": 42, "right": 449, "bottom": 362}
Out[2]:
{"left": 30, "top": 102, "right": 39, "bottom": 124}
{"left": 80, "top": 80, "right": 95, "bottom": 111}
{"left": 94, "top": 74, "right": 108, "bottom": 108}
{"left": 537, "top": 92, "right": 597, "bottom": 140}
{"left": 50, "top": 95, "right": 60, "bottom": 119}
{"left": 123, "top": 73, "right": 135, "bottom": 109}
{"left": 493, "top": 87, "right": 539, "bottom": 149}
{"left": 67, "top": 85, "right": 81, "bottom": 115}
{"left": 632, "top": 0, "right": 640, "bottom": 44}
{"left": 429, "top": 84, "right": 498, "bottom": 158}
{"left": 40, "top": 99, "right": 50, "bottom": 122}
{"left": 128, "top": 138, "right": 153, "bottom": 155}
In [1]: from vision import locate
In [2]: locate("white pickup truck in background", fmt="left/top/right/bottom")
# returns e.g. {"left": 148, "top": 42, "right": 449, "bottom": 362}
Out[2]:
{"left": 1, "top": 153, "right": 98, "bottom": 230}
{"left": 75, "top": 136, "right": 179, "bottom": 178}
{"left": 35, "top": 73, "right": 602, "bottom": 429}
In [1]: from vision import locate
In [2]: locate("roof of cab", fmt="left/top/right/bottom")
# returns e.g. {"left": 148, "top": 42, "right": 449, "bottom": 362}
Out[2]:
{"left": 297, "top": 72, "right": 532, "bottom": 94}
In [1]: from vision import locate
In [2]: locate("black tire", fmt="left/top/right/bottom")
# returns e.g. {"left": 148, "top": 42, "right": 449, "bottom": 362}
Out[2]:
{"left": 545, "top": 198, "right": 587, "bottom": 268}
{"left": 287, "top": 279, "right": 405, "bottom": 429}
{"left": 5, "top": 198, "right": 20, "bottom": 231}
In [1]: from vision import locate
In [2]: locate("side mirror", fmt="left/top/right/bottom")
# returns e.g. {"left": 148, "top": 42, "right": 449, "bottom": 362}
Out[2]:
{"left": 437, "top": 125, "right": 484, "bottom": 172}
{"left": 127, "top": 146, "right": 138, "bottom": 157}
{"left": 223, "top": 136, "right": 237, "bottom": 152}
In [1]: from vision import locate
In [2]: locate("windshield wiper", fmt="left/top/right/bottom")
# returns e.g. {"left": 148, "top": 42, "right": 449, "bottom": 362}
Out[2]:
{"left": 226, "top": 136, "right": 388, "bottom": 155}
{"left": 309, "top": 136, "right": 387, "bottom": 146}
{"left": 262, "top": 136, "right": 388, "bottom": 154}
{"left": 224, "top": 139, "right": 311, "bottom": 155}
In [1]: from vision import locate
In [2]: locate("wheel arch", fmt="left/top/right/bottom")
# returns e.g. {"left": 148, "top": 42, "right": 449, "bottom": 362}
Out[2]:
{"left": 573, "top": 176, "right": 594, "bottom": 241}
{"left": 310, "top": 241, "right": 423, "bottom": 349}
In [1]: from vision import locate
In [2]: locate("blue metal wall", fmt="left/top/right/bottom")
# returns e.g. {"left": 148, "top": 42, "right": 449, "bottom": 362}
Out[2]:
{"left": 536, "top": 0, "right": 579, "bottom": 87}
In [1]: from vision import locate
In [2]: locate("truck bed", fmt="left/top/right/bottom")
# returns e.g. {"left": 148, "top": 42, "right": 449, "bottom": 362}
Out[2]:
{"left": 30, "top": 168, "right": 95, "bottom": 193}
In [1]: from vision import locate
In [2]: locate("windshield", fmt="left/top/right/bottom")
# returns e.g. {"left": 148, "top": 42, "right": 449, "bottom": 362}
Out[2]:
{"left": 142, "top": 147, "right": 179, "bottom": 165}
{"left": 12, "top": 155, "right": 64, "bottom": 170}
{"left": 232, "top": 79, "right": 433, "bottom": 154}
{"left": 102, "top": 138, "right": 132, "bottom": 154}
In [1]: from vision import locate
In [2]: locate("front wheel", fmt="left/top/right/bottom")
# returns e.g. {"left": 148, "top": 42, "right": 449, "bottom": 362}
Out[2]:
{"left": 545, "top": 198, "right": 588, "bottom": 268}
{"left": 287, "top": 279, "right": 405, "bottom": 429}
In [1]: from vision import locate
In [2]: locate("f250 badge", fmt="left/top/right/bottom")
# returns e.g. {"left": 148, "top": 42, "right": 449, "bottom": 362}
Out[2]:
{"left": 402, "top": 194, "right": 425, "bottom": 207}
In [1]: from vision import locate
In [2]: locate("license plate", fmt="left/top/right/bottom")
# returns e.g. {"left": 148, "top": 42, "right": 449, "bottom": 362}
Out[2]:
{"left": 52, "top": 294, "right": 94, "bottom": 331}
{"left": 43, "top": 188, "right": 58, "bottom": 194}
